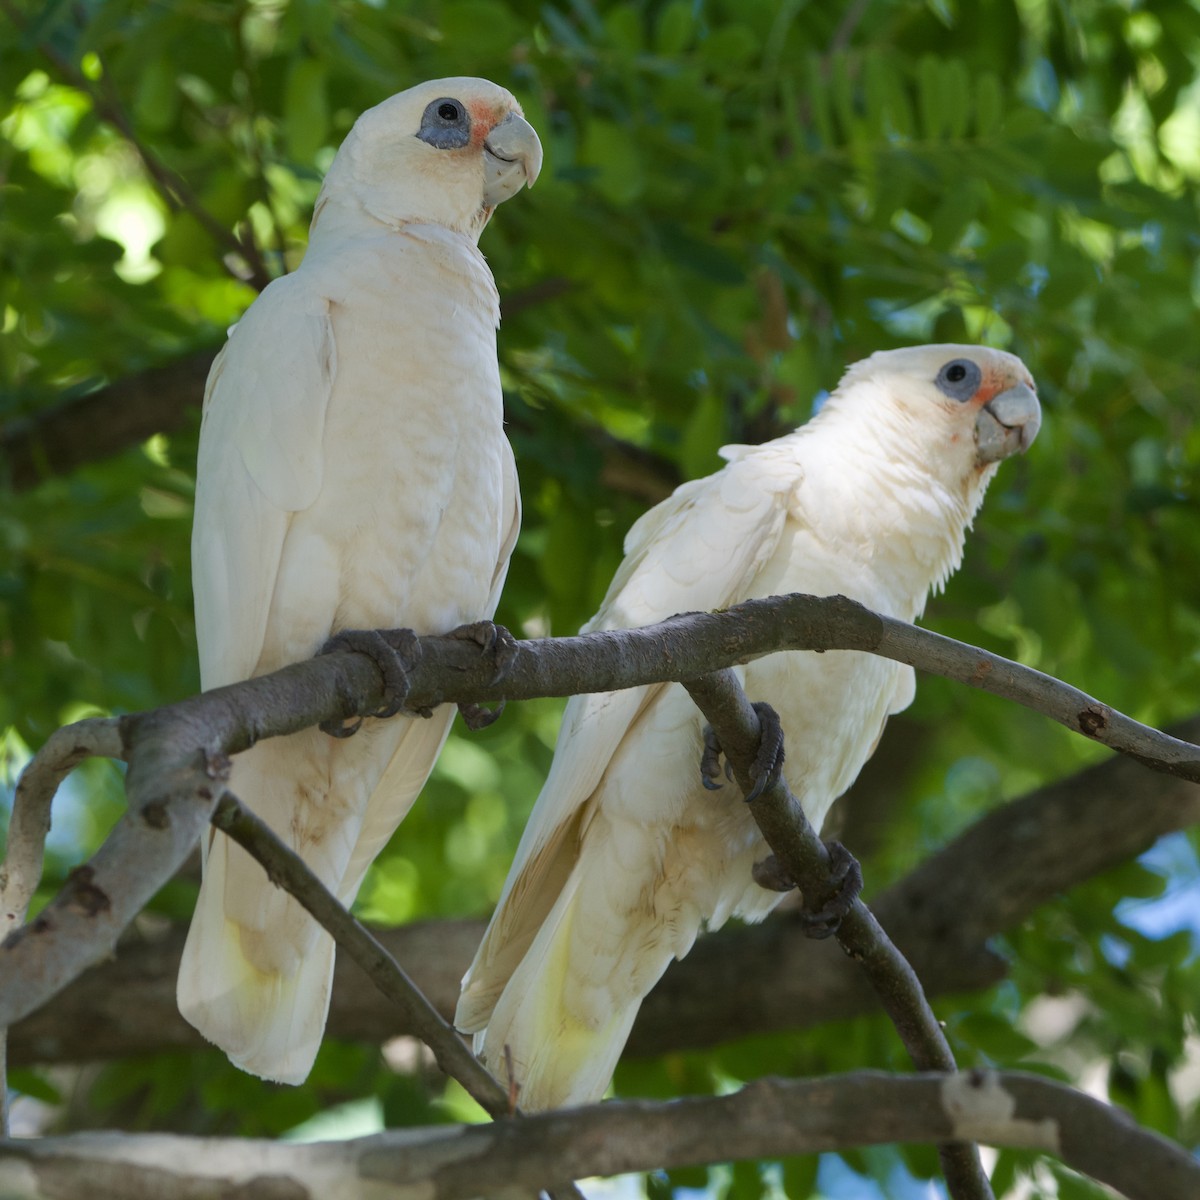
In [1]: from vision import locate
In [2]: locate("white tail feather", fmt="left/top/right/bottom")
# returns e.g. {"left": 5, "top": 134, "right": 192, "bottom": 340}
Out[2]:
{"left": 177, "top": 828, "right": 335, "bottom": 1084}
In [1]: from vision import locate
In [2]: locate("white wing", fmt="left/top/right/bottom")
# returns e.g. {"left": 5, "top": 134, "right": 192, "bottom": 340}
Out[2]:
{"left": 458, "top": 448, "right": 798, "bottom": 1028}
{"left": 192, "top": 275, "right": 336, "bottom": 690}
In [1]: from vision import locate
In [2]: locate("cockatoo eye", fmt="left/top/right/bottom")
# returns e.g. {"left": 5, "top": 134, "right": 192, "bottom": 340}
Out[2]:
{"left": 417, "top": 98, "right": 471, "bottom": 149}
{"left": 935, "top": 358, "right": 982, "bottom": 401}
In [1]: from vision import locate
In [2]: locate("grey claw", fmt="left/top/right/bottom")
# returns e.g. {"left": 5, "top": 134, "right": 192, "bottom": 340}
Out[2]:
{"left": 700, "top": 724, "right": 725, "bottom": 790}
{"left": 449, "top": 620, "right": 519, "bottom": 686}
{"left": 799, "top": 840, "right": 863, "bottom": 939}
{"left": 459, "top": 699, "right": 507, "bottom": 731}
{"left": 318, "top": 627, "right": 422, "bottom": 736}
{"left": 743, "top": 702, "right": 785, "bottom": 803}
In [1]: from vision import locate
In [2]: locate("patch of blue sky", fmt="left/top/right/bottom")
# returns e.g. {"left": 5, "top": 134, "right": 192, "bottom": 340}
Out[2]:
{"left": 1116, "top": 833, "right": 1200, "bottom": 957}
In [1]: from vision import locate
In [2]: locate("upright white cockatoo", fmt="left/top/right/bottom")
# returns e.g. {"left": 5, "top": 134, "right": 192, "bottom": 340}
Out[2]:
{"left": 178, "top": 78, "right": 542, "bottom": 1084}
{"left": 457, "top": 344, "right": 1041, "bottom": 1110}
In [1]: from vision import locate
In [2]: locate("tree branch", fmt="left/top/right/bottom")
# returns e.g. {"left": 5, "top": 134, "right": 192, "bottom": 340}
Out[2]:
{"left": 0, "top": 719, "right": 121, "bottom": 1133}
{"left": 0, "top": 351, "right": 216, "bottom": 490}
{"left": 209, "top": 793, "right": 510, "bottom": 1118}
{"left": 3, "top": 595, "right": 1198, "bottom": 1034}
{"left": 211, "top": 794, "right": 587, "bottom": 1200}
{"left": 685, "top": 670, "right": 991, "bottom": 1200}
{"left": 0, "top": 1070, "right": 1196, "bottom": 1200}
{"left": 8, "top": 719, "right": 1198, "bottom": 1083}
{"left": 1, "top": 283, "right": 665, "bottom": 496}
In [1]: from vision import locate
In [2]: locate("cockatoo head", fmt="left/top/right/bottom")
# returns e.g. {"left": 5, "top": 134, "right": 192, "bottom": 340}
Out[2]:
{"left": 834, "top": 342, "right": 1041, "bottom": 482}
{"left": 314, "top": 77, "right": 542, "bottom": 241}
{"left": 818, "top": 345, "right": 1041, "bottom": 587}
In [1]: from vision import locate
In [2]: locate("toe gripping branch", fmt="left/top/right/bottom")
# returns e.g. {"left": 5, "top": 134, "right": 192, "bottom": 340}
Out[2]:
{"left": 701, "top": 701, "right": 785, "bottom": 801}
{"left": 318, "top": 628, "right": 426, "bottom": 737}
{"left": 448, "top": 620, "right": 519, "bottom": 732}
{"left": 702, "top": 700, "right": 863, "bottom": 940}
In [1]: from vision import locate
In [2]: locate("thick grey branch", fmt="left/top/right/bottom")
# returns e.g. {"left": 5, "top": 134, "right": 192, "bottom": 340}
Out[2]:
{"left": 10, "top": 717, "right": 1197, "bottom": 1067}
{"left": 685, "top": 670, "right": 991, "bottom": 1200}
{"left": 0, "top": 351, "right": 216, "bottom": 491}
{"left": 0, "top": 1070, "right": 1195, "bottom": 1200}
{"left": 4, "top": 596, "right": 1198, "bottom": 1036}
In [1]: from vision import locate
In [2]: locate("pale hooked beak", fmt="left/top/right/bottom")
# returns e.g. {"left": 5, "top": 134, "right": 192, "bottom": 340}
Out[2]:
{"left": 975, "top": 382, "right": 1042, "bottom": 465}
{"left": 483, "top": 112, "right": 543, "bottom": 206}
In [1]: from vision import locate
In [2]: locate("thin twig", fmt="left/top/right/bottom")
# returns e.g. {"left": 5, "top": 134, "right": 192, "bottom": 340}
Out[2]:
{"left": 0, "top": 718, "right": 121, "bottom": 1135}
{"left": 208, "top": 795, "right": 587, "bottom": 1198}
{"left": 210, "top": 793, "right": 509, "bottom": 1115}
{"left": 684, "top": 671, "right": 993, "bottom": 1200}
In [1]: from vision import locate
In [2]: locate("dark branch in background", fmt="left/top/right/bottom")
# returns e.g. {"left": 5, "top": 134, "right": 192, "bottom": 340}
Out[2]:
{"left": 0, "top": 352, "right": 216, "bottom": 490}
{"left": 2, "top": 1071, "right": 1198, "bottom": 1200}
{"left": 16, "top": 717, "right": 1195, "bottom": 1069}
{"left": 685, "top": 670, "right": 992, "bottom": 1200}
{"left": 0, "top": 281, "right": 671, "bottom": 496}
{"left": 4, "top": 594, "right": 1200, "bottom": 1034}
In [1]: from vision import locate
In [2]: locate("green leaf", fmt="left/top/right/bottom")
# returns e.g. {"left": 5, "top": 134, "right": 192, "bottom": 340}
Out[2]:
{"left": 723, "top": 1159, "right": 763, "bottom": 1200}
{"left": 579, "top": 118, "right": 645, "bottom": 204}
{"left": 917, "top": 54, "right": 944, "bottom": 139}
{"left": 974, "top": 71, "right": 1004, "bottom": 136}
{"left": 9, "top": 1069, "right": 62, "bottom": 1105}
{"left": 679, "top": 391, "right": 727, "bottom": 481}
{"left": 132, "top": 56, "right": 179, "bottom": 133}
{"left": 655, "top": 0, "right": 693, "bottom": 55}
{"left": 283, "top": 56, "right": 329, "bottom": 164}
{"left": 780, "top": 1155, "right": 819, "bottom": 1199}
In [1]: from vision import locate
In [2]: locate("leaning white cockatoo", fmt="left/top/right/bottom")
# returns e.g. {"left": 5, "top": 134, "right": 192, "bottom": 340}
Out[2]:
{"left": 178, "top": 78, "right": 541, "bottom": 1084}
{"left": 457, "top": 344, "right": 1041, "bottom": 1110}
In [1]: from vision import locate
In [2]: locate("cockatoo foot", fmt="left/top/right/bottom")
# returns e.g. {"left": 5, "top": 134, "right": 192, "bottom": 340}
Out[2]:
{"left": 448, "top": 620, "right": 516, "bottom": 730}
{"left": 751, "top": 853, "right": 796, "bottom": 892}
{"left": 699, "top": 699, "right": 786, "bottom": 798}
{"left": 458, "top": 699, "right": 507, "bottom": 731}
{"left": 798, "top": 840, "right": 863, "bottom": 940}
{"left": 699, "top": 723, "right": 735, "bottom": 791}
{"left": 318, "top": 627, "right": 426, "bottom": 736}
{"left": 744, "top": 701, "right": 786, "bottom": 803}
{"left": 448, "top": 619, "right": 519, "bottom": 684}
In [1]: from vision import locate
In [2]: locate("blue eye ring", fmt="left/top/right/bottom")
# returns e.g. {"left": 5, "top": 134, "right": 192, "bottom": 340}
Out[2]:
{"left": 936, "top": 358, "right": 982, "bottom": 401}
{"left": 417, "top": 98, "right": 471, "bottom": 150}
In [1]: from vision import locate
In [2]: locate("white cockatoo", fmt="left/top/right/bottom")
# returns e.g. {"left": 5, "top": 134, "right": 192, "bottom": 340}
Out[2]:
{"left": 457, "top": 344, "right": 1041, "bottom": 1110}
{"left": 178, "top": 78, "right": 542, "bottom": 1084}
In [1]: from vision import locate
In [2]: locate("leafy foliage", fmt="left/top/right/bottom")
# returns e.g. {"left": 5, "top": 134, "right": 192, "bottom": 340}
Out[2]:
{"left": 2, "top": 0, "right": 1199, "bottom": 1194}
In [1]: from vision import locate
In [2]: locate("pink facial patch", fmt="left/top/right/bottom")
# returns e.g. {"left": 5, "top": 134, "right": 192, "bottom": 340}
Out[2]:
{"left": 468, "top": 99, "right": 499, "bottom": 145}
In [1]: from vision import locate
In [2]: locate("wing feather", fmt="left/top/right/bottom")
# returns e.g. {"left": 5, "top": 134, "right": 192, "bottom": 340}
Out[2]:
{"left": 458, "top": 450, "right": 798, "bottom": 1027}
{"left": 192, "top": 276, "right": 336, "bottom": 689}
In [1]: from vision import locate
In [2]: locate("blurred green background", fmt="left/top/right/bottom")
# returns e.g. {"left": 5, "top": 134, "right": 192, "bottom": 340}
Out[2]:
{"left": 2, "top": 0, "right": 1199, "bottom": 1195}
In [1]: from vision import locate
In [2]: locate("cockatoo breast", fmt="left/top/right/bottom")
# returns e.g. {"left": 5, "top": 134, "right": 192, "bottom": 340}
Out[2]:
{"left": 255, "top": 226, "right": 509, "bottom": 670}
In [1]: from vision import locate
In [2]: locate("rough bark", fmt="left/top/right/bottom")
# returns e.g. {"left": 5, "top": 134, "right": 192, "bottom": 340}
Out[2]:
{"left": 7, "top": 709, "right": 1198, "bottom": 1068}
{"left": 0, "top": 1071, "right": 1195, "bottom": 1200}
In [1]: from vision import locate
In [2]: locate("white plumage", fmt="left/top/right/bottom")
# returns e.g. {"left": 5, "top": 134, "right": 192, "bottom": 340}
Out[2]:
{"left": 456, "top": 344, "right": 1041, "bottom": 1110}
{"left": 179, "top": 78, "right": 541, "bottom": 1084}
